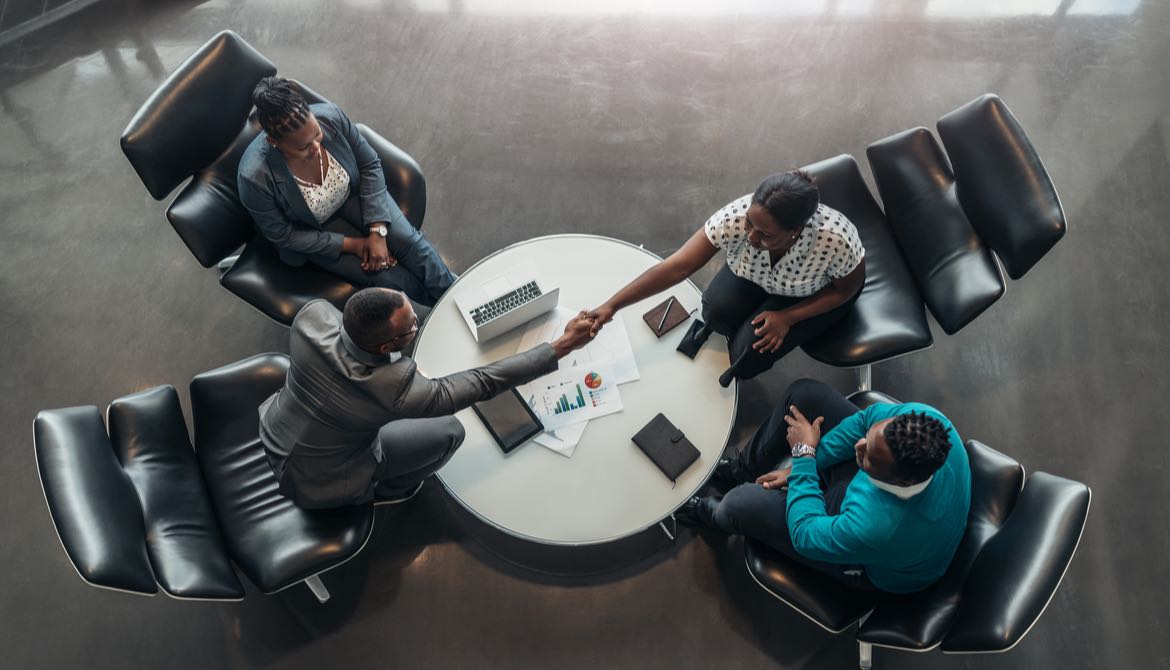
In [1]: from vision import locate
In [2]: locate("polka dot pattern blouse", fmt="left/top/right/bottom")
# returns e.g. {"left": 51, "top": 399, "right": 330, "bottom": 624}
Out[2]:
{"left": 295, "top": 149, "right": 351, "bottom": 224}
{"left": 703, "top": 194, "right": 865, "bottom": 298}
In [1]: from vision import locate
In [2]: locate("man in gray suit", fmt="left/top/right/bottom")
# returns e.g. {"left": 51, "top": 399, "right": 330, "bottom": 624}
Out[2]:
{"left": 260, "top": 288, "right": 597, "bottom": 509}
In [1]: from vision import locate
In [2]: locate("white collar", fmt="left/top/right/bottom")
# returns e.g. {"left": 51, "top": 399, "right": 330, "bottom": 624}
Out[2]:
{"left": 870, "top": 475, "right": 932, "bottom": 500}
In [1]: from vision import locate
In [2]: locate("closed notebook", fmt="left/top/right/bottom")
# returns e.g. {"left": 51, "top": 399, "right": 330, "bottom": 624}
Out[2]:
{"left": 631, "top": 413, "right": 700, "bottom": 482}
{"left": 642, "top": 296, "right": 690, "bottom": 338}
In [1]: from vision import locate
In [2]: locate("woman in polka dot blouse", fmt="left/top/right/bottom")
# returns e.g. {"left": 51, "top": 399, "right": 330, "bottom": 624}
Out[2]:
{"left": 588, "top": 170, "right": 865, "bottom": 387}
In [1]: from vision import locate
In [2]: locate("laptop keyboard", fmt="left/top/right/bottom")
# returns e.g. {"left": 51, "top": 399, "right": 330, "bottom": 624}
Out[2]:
{"left": 470, "top": 281, "right": 543, "bottom": 326}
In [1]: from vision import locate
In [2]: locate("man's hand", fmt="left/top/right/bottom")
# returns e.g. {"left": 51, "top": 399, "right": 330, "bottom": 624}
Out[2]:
{"left": 585, "top": 304, "right": 616, "bottom": 337}
{"left": 784, "top": 405, "right": 824, "bottom": 448}
{"left": 751, "top": 310, "right": 793, "bottom": 354}
{"left": 551, "top": 311, "right": 598, "bottom": 358}
{"left": 756, "top": 466, "right": 792, "bottom": 490}
{"left": 362, "top": 234, "right": 397, "bottom": 272}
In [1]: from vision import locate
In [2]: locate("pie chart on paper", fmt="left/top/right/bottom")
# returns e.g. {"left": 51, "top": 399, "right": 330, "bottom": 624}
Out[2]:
{"left": 584, "top": 371, "right": 603, "bottom": 389}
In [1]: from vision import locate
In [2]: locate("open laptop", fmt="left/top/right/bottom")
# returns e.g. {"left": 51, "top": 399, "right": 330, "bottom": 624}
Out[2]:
{"left": 454, "top": 263, "right": 560, "bottom": 342}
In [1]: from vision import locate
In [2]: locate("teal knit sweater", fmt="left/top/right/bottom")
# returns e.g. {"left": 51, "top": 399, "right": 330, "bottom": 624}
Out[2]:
{"left": 786, "top": 402, "right": 971, "bottom": 593}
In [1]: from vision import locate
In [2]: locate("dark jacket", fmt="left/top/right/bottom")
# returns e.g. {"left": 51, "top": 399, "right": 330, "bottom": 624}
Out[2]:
{"left": 258, "top": 300, "right": 558, "bottom": 509}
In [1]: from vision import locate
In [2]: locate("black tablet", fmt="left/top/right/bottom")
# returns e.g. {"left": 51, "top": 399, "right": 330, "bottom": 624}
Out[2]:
{"left": 471, "top": 388, "right": 544, "bottom": 454}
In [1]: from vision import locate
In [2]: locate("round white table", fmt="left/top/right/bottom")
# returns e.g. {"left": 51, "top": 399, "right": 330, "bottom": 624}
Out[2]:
{"left": 414, "top": 235, "right": 737, "bottom": 547}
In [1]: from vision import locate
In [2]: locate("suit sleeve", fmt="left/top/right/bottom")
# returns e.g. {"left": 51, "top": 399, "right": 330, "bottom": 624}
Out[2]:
{"left": 389, "top": 344, "right": 558, "bottom": 418}
{"left": 328, "top": 103, "right": 401, "bottom": 230}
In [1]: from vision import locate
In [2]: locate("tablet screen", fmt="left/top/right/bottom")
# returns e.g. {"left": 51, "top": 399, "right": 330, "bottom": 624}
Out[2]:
{"left": 471, "top": 389, "right": 544, "bottom": 454}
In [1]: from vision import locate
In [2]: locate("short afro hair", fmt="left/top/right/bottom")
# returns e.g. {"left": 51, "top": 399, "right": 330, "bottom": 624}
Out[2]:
{"left": 342, "top": 289, "right": 407, "bottom": 352}
{"left": 882, "top": 412, "right": 951, "bottom": 484}
{"left": 752, "top": 170, "right": 820, "bottom": 231}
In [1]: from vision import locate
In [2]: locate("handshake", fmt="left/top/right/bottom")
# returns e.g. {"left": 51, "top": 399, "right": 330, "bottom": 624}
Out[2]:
{"left": 549, "top": 306, "right": 614, "bottom": 358}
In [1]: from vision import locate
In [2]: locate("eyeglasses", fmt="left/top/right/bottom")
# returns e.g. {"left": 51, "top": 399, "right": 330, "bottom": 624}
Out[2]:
{"left": 384, "top": 314, "right": 419, "bottom": 345}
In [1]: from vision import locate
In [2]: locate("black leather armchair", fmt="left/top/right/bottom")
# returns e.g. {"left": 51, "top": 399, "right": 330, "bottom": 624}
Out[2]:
{"left": 33, "top": 356, "right": 374, "bottom": 603}
{"left": 799, "top": 94, "right": 1066, "bottom": 388}
{"left": 744, "top": 391, "right": 1090, "bottom": 669}
{"left": 120, "top": 30, "right": 428, "bottom": 325}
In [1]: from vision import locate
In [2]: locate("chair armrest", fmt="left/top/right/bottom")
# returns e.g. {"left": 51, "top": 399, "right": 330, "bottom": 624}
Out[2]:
{"left": 941, "top": 472, "right": 1090, "bottom": 653}
{"left": 358, "top": 124, "right": 427, "bottom": 230}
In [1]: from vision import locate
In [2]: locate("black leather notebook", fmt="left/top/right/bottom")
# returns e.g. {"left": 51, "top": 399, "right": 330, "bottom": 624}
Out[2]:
{"left": 632, "top": 413, "right": 700, "bottom": 482}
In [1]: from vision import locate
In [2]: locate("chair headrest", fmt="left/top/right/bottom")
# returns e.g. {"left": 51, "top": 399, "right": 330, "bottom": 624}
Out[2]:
{"left": 121, "top": 30, "right": 276, "bottom": 200}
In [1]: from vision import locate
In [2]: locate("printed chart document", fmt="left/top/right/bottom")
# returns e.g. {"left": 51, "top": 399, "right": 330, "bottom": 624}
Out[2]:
{"left": 517, "top": 307, "right": 640, "bottom": 385}
{"left": 518, "top": 363, "right": 623, "bottom": 432}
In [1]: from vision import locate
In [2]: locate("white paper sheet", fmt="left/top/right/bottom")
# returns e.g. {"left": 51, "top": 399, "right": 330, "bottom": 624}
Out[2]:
{"left": 517, "top": 306, "right": 640, "bottom": 384}
{"left": 517, "top": 363, "right": 623, "bottom": 432}
{"left": 532, "top": 421, "right": 588, "bottom": 458}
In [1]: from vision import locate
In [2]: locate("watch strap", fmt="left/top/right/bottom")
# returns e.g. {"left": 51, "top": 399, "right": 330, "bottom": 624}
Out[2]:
{"left": 791, "top": 442, "right": 816, "bottom": 459}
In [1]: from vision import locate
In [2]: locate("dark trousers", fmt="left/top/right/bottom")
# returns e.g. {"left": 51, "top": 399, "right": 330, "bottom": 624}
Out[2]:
{"left": 306, "top": 196, "right": 456, "bottom": 307}
{"left": 700, "top": 378, "right": 877, "bottom": 591}
{"left": 700, "top": 266, "right": 857, "bottom": 381}
{"left": 372, "top": 416, "right": 465, "bottom": 497}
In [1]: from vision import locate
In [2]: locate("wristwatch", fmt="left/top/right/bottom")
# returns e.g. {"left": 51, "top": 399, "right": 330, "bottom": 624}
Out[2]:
{"left": 369, "top": 224, "right": 388, "bottom": 237}
{"left": 791, "top": 442, "right": 817, "bottom": 459}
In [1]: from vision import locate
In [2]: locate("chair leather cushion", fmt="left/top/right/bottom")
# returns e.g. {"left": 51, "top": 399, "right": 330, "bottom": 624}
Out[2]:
{"left": 858, "top": 440, "right": 1024, "bottom": 650}
{"left": 866, "top": 128, "right": 1004, "bottom": 335}
{"left": 34, "top": 407, "right": 157, "bottom": 594}
{"left": 108, "top": 386, "right": 244, "bottom": 600}
{"left": 220, "top": 236, "right": 361, "bottom": 325}
{"left": 166, "top": 121, "right": 262, "bottom": 267}
{"left": 937, "top": 94, "right": 1066, "bottom": 280}
{"left": 798, "top": 154, "right": 932, "bottom": 367}
{"left": 189, "top": 354, "right": 374, "bottom": 593}
{"left": 121, "top": 30, "right": 276, "bottom": 200}
{"left": 358, "top": 124, "right": 427, "bottom": 229}
{"left": 745, "top": 539, "right": 877, "bottom": 633}
{"left": 941, "top": 473, "right": 1090, "bottom": 653}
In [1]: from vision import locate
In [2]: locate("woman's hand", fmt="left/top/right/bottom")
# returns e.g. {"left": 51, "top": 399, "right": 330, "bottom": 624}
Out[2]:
{"left": 362, "top": 235, "right": 397, "bottom": 272}
{"left": 756, "top": 466, "right": 792, "bottom": 490}
{"left": 751, "top": 310, "right": 792, "bottom": 354}
{"left": 585, "top": 304, "right": 616, "bottom": 337}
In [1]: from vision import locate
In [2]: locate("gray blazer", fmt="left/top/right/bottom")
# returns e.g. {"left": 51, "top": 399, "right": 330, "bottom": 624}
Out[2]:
{"left": 259, "top": 300, "right": 557, "bottom": 508}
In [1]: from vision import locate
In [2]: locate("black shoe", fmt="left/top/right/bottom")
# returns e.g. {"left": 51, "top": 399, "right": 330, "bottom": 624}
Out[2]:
{"left": 374, "top": 480, "right": 424, "bottom": 506}
{"left": 710, "top": 457, "right": 749, "bottom": 491}
{"left": 676, "top": 320, "right": 711, "bottom": 359}
{"left": 678, "top": 491, "right": 720, "bottom": 528}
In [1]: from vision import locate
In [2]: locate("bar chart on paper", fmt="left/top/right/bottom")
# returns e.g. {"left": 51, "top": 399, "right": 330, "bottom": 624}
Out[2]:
{"left": 550, "top": 383, "right": 587, "bottom": 415}
{"left": 522, "top": 365, "right": 622, "bottom": 431}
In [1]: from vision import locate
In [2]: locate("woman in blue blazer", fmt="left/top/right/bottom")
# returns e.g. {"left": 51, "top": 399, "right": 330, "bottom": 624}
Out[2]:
{"left": 237, "top": 77, "right": 454, "bottom": 307}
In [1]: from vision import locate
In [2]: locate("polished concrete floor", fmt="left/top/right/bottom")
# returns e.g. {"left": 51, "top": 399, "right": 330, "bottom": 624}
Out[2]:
{"left": 1, "top": 0, "right": 1166, "bottom": 668}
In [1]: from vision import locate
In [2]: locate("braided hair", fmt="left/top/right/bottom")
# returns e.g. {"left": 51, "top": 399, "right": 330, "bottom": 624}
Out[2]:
{"left": 252, "top": 76, "right": 310, "bottom": 141}
{"left": 752, "top": 169, "right": 819, "bottom": 231}
{"left": 881, "top": 412, "right": 951, "bottom": 483}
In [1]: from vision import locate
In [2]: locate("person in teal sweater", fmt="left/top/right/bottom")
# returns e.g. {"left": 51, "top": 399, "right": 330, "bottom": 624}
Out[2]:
{"left": 678, "top": 378, "right": 971, "bottom": 593}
